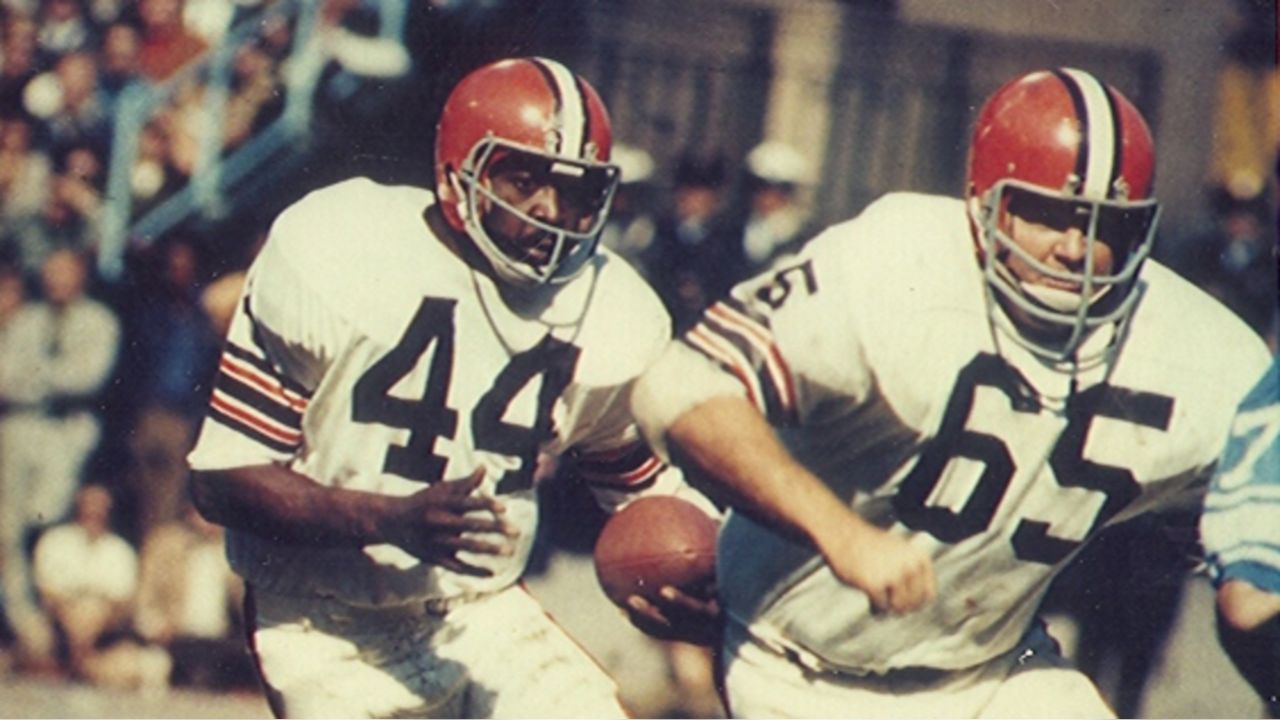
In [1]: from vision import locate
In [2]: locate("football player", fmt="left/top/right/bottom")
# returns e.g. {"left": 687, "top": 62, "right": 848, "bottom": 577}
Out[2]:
{"left": 1201, "top": 358, "right": 1280, "bottom": 717}
{"left": 186, "top": 57, "right": 715, "bottom": 719}
{"left": 631, "top": 68, "right": 1273, "bottom": 717}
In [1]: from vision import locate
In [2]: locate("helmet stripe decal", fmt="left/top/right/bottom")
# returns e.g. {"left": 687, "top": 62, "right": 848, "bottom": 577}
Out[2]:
{"left": 528, "top": 59, "right": 564, "bottom": 153}
{"left": 1059, "top": 68, "right": 1118, "bottom": 199}
{"left": 573, "top": 76, "right": 594, "bottom": 158}
{"left": 1099, "top": 85, "right": 1125, "bottom": 199}
{"left": 1051, "top": 69, "right": 1090, "bottom": 193}
{"left": 531, "top": 57, "right": 587, "bottom": 158}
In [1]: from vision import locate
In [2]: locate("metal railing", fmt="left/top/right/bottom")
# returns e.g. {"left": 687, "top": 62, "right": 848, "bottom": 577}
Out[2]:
{"left": 98, "top": 0, "right": 409, "bottom": 280}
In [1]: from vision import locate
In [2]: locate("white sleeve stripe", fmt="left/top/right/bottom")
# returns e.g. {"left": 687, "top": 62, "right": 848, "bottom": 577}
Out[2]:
{"left": 685, "top": 326, "right": 766, "bottom": 414}
{"left": 222, "top": 354, "right": 310, "bottom": 411}
{"left": 708, "top": 303, "right": 797, "bottom": 413}
{"left": 210, "top": 391, "right": 303, "bottom": 446}
{"left": 709, "top": 302, "right": 772, "bottom": 347}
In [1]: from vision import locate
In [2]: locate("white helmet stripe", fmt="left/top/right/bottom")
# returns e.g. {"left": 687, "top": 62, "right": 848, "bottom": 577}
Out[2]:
{"left": 532, "top": 57, "right": 587, "bottom": 157}
{"left": 1061, "top": 68, "right": 1118, "bottom": 199}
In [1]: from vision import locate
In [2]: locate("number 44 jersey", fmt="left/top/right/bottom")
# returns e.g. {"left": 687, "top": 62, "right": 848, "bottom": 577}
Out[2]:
{"left": 641, "top": 191, "right": 1272, "bottom": 675}
{"left": 187, "top": 178, "right": 692, "bottom": 607}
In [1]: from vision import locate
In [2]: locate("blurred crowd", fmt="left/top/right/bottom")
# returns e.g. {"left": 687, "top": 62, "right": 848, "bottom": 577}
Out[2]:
{"left": 1169, "top": 0, "right": 1279, "bottom": 349}
{"left": 0, "top": 0, "right": 296, "bottom": 280}
{"left": 0, "top": 0, "right": 1274, "bottom": 713}
{"left": 604, "top": 139, "right": 824, "bottom": 334}
{"left": 0, "top": 0, "right": 326, "bottom": 696}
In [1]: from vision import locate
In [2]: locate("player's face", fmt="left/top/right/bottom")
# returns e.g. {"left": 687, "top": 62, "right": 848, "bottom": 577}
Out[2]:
{"left": 480, "top": 152, "right": 606, "bottom": 267}
{"left": 1001, "top": 190, "right": 1117, "bottom": 293}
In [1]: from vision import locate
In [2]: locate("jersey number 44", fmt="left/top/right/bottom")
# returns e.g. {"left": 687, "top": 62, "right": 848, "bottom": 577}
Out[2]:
{"left": 352, "top": 297, "right": 580, "bottom": 495}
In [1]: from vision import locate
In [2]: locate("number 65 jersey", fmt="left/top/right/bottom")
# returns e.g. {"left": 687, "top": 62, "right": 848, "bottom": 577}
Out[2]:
{"left": 637, "top": 191, "right": 1272, "bottom": 675}
{"left": 187, "top": 178, "right": 693, "bottom": 608}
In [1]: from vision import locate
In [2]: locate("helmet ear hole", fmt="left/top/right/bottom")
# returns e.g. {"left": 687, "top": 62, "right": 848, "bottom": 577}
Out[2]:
{"left": 437, "top": 164, "right": 454, "bottom": 198}
{"left": 446, "top": 166, "right": 463, "bottom": 200}
{"left": 443, "top": 165, "right": 470, "bottom": 221}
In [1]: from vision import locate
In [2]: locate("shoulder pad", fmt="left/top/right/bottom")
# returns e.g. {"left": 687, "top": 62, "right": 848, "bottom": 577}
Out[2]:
{"left": 571, "top": 250, "right": 673, "bottom": 387}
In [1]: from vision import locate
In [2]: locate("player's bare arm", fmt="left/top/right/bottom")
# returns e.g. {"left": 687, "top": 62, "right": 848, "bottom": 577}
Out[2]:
{"left": 190, "top": 466, "right": 516, "bottom": 577}
{"left": 666, "top": 394, "right": 935, "bottom": 614}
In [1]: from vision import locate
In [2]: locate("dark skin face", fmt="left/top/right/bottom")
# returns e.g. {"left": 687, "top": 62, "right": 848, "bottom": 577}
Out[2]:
{"left": 478, "top": 153, "right": 605, "bottom": 267}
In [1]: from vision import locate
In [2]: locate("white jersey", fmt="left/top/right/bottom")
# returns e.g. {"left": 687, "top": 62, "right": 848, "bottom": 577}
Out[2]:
{"left": 188, "top": 177, "right": 693, "bottom": 608}
{"left": 643, "top": 192, "right": 1272, "bottom": 674}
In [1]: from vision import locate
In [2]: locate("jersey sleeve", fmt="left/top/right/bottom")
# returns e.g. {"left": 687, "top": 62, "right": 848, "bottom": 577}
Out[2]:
{"left": 633, "top": 224, "right": 872, "bottom": 459}
{"left": 561, "top": 257, "right": 721, "bottom": 517}
{"left": 568, "top": 382, "right": 666, "bottom": 495}
{"left": 571, "top": 433, "right": 718, "bottom": 517}
{"left": 186, "top": 229, "right": 339, "bottom": 471}
{"left": 1200, "top": 360, "right": 1280, "bottom": 593}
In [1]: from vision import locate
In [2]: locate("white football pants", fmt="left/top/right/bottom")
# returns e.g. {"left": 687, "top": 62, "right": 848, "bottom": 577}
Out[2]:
{"left": 247, "top": 584, "right": 628, "bottom": 719}
{"left": 721, "top": 620, "right": 1114, "bottom": 719}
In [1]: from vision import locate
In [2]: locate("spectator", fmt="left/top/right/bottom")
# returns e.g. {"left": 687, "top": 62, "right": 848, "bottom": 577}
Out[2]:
{"left": 0, "top": 12, "right": 39, "bottom": 112}
{"left": 253, "top": 5, "right": 293, "bottom": 65}
{"left": 1194, "top": 190, "right": 1278, "bottom": 342}
{"left": 194, "top": 220, "right": 262, "bottom": 340}
{"left": 0, "top": 1, "right": 36, "bottom": 15}
{"left": 0, "top": 114, "right": 52, "bottom": 229}
{"left": 31, "top": 483, "right": 138, "bottom": 680}
{"left": 0, "top": 248, "right": 121, "bottom": 671}
{"left": 133, "top": 502, "right": 252, "bottom": 690}
{"left": 136, "top": 0, "right": 209, "bottom": 82}
{"left": 51, "top": 51, "right": 109, "bottom": 144}
{"left": 198, "top": 244, "right": 251, "bottom": 336}
{"left": 223, "top": 35, "right": 284, "bottom": 146}
{"left": 1187, "top": 0, "right": 1279, "bottom": 346}
{"left": 1207, "top": 0, "right": 1279, "bottom": 208}
{"left": 0, "top": 264, "right": 26, "bottom": 341}
{"left": 129, "top": 117, "right": 184, "bottom": 217}
{"left": 7, "top": 143, "right": 104, "bottom": 278}
{"left": 33, "top": 0, "right": 93, "bottom": 64}
{"left": 84, "top": 0, "right": 124, "bottom": 25}
{"left": 120, "top": 234, "right": 221, "bottom": 539}
{"left": 98, "top": 21, "right": 141, "bottom": 109}
{"left": 154, "top": 79, "right": 203, "bottom": 175}
{"left": 161, "top": 31, "right": 285, "bottom": 176}
{"left": 36, "top": 50, "right": 112, "bottom": 158}
{"left": 598, "top": 143, "right": 658, "bottom": 280}
{"left": 730, "top": 140, "right": 821, "bottom": 280}
{"left": 648, "top": 149, "right": 737, "bottom": 332}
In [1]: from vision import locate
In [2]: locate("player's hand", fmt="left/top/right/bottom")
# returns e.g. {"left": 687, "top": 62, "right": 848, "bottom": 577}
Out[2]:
{"left": 623, "top": 579, "right": 721, "bottom": 646}
{"left": 820, "top": 522, "right": 935, "bottom": 615}
{"left": 383, "top": 469, "right": 518, "bottom": 577}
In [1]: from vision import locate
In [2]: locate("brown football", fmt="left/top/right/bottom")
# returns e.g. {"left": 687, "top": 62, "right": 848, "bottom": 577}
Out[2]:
{"left": 592, "top": 496, "right": 718, "bottom": 608}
